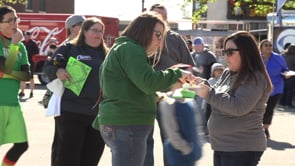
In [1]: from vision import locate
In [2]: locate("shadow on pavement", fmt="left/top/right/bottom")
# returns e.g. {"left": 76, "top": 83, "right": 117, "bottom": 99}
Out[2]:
{"left": 267, "top": 139, "right": 295, "bottom": 150}
{"left": 275, "top": 106, "right": 295, "bottom": 114}
{"left": 35, "top": 83, "right": 47, "bottom": 90}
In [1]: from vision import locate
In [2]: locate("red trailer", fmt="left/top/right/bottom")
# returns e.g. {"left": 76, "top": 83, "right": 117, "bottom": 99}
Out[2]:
{"left": 18, "top": 13, "right": 120, "bottom": 84}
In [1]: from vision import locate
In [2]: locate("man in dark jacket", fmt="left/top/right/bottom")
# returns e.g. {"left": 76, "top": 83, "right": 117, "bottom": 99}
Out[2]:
{"left": 144, "top": 3, "right": 196, "bottom": 166}
{"left": 19, "top": 31, "right": 39, "bottom": 98}
{"left": 191, "top": 36, "right": 217, "bottom": 79}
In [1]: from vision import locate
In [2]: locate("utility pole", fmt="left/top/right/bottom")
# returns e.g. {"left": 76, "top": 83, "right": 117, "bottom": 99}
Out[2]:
{"left": 142, "top": 0, "right": 145, "bottom": 12}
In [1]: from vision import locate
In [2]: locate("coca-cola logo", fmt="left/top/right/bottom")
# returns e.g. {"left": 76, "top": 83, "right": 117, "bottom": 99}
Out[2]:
{"left": 27, "top": 27, "right": 64, "bottom": 55}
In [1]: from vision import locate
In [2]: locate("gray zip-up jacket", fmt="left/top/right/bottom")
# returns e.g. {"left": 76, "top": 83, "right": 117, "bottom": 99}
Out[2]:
{"left": 207, "top": 69, "right": 271, "bottom": 152}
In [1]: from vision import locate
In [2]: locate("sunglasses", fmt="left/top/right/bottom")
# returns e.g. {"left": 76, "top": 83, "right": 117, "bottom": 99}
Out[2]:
{"left": 263, "top": 44, "right": 272, "bottom": 47}
{"left": 153, "top": 30, "right": 162, "bottom": 40}
{"left": 222, "top": 48, "right": 239, "bottom": 56}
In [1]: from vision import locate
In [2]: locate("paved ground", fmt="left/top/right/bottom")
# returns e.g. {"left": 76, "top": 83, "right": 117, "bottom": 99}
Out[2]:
{"left": 1, "top": 78, "right": 295, "bottom": 166}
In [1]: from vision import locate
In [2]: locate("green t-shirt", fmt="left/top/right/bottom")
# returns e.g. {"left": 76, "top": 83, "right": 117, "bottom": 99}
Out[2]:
{"left": 0, "top": 38, "right": 29, "bottom": 106}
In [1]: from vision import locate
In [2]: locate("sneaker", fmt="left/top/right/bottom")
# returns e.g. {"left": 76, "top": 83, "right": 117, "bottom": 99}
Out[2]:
{"left": 19, "top": 92, "right": 25, "bottom": 97}
{"left": 29, "top": 92, "right": 33, "bottom": 98}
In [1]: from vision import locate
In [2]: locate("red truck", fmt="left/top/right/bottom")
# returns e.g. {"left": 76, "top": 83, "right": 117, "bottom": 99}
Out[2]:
{"left": 18, "top": 13, "right": 120, "bottom": 85}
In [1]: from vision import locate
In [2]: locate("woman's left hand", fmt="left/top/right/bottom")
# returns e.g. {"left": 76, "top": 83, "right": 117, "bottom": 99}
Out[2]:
{"left": 188, "top": 83, "right": 210, "bottom": 99}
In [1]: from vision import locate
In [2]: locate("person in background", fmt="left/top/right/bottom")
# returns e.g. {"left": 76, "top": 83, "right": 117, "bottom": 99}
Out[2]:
{"left": 281, "top": 42, "right": 291, "bottom": 54}
{"left": 92, "top": 11, "right": 196, "bottom": 166}
{"left": 145, "top": 3, "right": 196, "bottom": 166}
{"left": 43, "top": 17, "right": 107, "bottom": 166}
{"left": 44, "top": 37, "right": 59, "bottom": 56}
{"left": 259, "top": 39, "right": 289, "bottom": 139}
{"left": 189, "top": 31, "right": 273, "bottom": 166}
{"left": 0, "top": 6, "right": 31, "bottom": 166}
{"left": 279, "top": 44, "right": 295, "bottom": 108}
{"left": 186, "top": 39, "right": 193, "bottom": 52}
{"left": 46, "top": 43, "right": 57, "bottom": 60}
{"left": 64, "top": 15, "right": 86, "bottom": 43}
{"left": 19, "top": 31, "right": 39, "bottom": 98}
{"left": 191, "top": 36, "right": 217, "bottom": 80}
{"left": 203, "top": 62, "right": 225, "bottom": 135}
{"left": 191, "top": 36, "right": 217, "bottom": 135}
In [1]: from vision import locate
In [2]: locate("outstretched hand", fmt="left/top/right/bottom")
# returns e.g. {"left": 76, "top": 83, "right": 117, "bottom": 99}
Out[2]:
{"left": 187, "top": 82, "right": 210, "bottom": 99}
{"left": 179, "top": 69, "right": 196, "bottom": 84}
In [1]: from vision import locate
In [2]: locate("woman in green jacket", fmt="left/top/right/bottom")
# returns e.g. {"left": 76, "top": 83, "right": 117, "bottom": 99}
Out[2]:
{"left": 92, "top": 11, "right": 195, "bottom": 166}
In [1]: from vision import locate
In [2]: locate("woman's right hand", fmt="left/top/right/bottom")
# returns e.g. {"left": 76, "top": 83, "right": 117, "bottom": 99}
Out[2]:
{"left": 56, "top": 68, "right": 71, "bottom": 81}
{"left": 11, "top": 28, "right": 23, "bottom": 44}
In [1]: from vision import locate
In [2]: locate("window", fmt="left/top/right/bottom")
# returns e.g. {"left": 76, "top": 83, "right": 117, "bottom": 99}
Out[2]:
{"left": 40, "top": 0, "right": 46, "bottom": 12}
{"left": 26, "top": 0, "right": 32, "bottom": 10}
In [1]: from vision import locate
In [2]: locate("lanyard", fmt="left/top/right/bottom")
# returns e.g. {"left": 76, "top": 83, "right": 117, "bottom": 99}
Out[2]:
{"left": 0, "top": 32, "right": 9, "bottom": 48}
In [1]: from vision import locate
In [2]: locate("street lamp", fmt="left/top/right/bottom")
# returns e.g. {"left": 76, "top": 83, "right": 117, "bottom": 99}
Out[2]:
{"left": 142, "top": 0, "right": 145, "bottom": 12}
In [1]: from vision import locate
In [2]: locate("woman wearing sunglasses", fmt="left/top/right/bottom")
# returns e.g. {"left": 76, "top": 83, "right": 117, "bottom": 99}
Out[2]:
{"left": 92, "top": 11, "right": 196, "bottom": 166}
{"left": 259, "top": 39, "right": 289, "bottom": 139}
{"left": 188, "top": 31, "right": 273, "bottom": 166}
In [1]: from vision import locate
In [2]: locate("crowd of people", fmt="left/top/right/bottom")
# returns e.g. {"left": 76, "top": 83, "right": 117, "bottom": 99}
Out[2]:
{"left": 0, "top": 4, "right": 294, "bottom": 166}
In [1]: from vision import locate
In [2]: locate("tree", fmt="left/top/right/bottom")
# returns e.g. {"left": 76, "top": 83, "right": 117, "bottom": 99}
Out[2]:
{"left": 0, "top": 0, "right": 27, "bottom": 6}
{"left": 183, "top": 0, "right": 295, "bottom": 23}
{"left": 182, "top": 0, "right": 216, "bottom": 23}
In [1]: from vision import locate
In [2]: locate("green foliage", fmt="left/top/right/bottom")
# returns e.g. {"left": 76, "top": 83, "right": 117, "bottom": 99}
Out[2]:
{"left": 183, "top": 0, "right": 295, "bottom": 22}
{"left": 0, "top": 0, "right": 27, "bottom": 6}
{"left": 183, "top": 0, "right": 216, "bottom": 23}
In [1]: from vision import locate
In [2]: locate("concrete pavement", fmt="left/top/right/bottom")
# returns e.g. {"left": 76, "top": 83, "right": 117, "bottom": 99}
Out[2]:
{"left": 1, "top": 80, "right": 295, "bottom": 166}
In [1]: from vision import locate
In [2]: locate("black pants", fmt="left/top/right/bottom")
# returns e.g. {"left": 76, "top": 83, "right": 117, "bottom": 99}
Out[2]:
{"left": 263, "top": 94, "right": 281, "bottom": 125}
{"left": 51, "top": 112, "right": 105, "bottom": 166}
{"left": 5, "top": 142, "right": 28, "bottom": 163}
{"left": 214, "top": 151, "right": 263, "bottom": 166}
{"left": 279, "top": 77, "right": 295, "bottom": 106}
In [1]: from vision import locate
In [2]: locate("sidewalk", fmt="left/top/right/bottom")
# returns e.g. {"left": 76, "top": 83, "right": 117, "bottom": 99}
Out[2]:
{"left": 1, "top": 86, "right": 295, "bottom": 166}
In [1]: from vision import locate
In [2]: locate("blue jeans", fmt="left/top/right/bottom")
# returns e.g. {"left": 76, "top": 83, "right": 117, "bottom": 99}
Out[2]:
{"left": 100, "top": 125, "right": 153, "bottom": 166}
{"left": 214, "top": 151, "right": 263, "bottom": 166}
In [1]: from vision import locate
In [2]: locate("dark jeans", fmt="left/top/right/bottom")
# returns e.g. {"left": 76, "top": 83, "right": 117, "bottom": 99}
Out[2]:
{"left": 263, "top": 94, "right": 281, "bottom": 125}
{"left": 214, "top": 151, "right": 263, "bottom": 166}
{"left": 279, "top": 77, "right": 295, "bottom": 106}
{"left": 51, "top": 112, "right": 105, "bottom": 166}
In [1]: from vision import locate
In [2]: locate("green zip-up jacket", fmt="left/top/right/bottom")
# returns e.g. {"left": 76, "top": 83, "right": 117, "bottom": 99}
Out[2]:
{"left": 93, "top": 36, "right": 182, "bottom": 127}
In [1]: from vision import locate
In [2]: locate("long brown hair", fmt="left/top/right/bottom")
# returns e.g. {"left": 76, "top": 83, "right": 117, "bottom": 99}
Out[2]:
{"left": 224, "top": 31, "right": 273, "bottom": 92}
{"left": 121, "top": 11, "right": 167, "bottom": 52}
